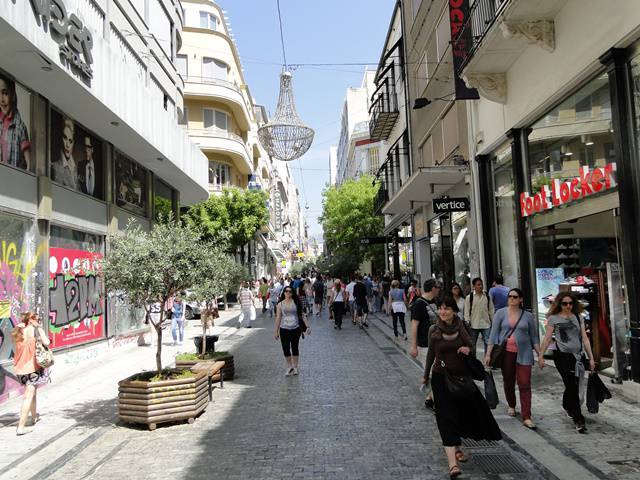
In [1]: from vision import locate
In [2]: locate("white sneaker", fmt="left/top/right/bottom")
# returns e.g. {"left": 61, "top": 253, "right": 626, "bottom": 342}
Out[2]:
{"left": 292, "top": 367, "right": 299, "bottom": 375}
{"left": 285, "top": 367, "right": 294, "bottom": 376}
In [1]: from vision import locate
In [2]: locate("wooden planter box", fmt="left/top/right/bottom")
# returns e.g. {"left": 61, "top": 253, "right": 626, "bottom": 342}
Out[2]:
{"left": 118, "top": 370, "right": 209, "bottom": 430}
{"left": 176, "top": 353, "right": 235, "bottom": 380}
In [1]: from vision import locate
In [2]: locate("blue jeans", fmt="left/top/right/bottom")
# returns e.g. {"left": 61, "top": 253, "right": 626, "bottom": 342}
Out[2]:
{"left": 470, "top": 327, "right": 491, "bottom": 355}
{"left": 172, "top": 317, "right": 184, "bottom": 343}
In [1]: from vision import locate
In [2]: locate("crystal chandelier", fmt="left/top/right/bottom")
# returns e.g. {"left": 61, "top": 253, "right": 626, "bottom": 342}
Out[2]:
{"left": 258, "top": 71, "right": 315, "bottom": 161}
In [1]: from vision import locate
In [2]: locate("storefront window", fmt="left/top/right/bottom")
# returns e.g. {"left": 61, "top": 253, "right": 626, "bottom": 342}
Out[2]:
{"left": 0, "top": 72, "right": 33, "bottom": 172}
{"left": 631, "top": 53, "right": 640, "bottom": 170}
{"left": 0, "top": 212, "right": 38, "bottom": 402}
{"left": 429, "top": 218, "right": 443, "bottom": 284}
{"left": 154, "top": 178, "right": 174, "bottom": 221}
{"left": 115, "top": 152, "right": 148, "bottom": 213}
{"left": 49, "top": 226, "right": 105, "bottom": 349}
{"left": 50, "top": 109, "right": 104, "bottom": 198}
{"left": 493, "top": 144, "right": 520, "bottom": 288}
{"left": 528, "top": 73, "right": 615, "bottom": 195}
{"left": 451, "top": 212, "right": 471, "bottom": 295}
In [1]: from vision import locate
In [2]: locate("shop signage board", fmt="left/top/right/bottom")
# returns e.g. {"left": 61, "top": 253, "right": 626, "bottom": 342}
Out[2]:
{"left": 535, "top": 267, "right": 565, "bottom": 334}
{"left": 447, "top": 0, "right": 479, "bottom": 100}
{"left": 433, "top": 197, "right": 470, "bottom": 214}
{"left": 360, "top": 237, "right": 387, "bottom": 245}
{"left": 29, "top": 0, "right": 95, "bottom": 79}
{"left": 48, "top": 247, "right": 105, "bottom": 349}
{"left": 520, "top": 164, "right": 616, "bottom": 217}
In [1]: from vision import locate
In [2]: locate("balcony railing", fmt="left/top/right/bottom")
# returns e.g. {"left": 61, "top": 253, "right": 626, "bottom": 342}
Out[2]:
{"left": 189, "top": 127, "right": 244, "bottom": 144}
{"left": 184, "top": 76, "right": 242, "bottom": 94}
{"left": 456, "top": 0, "right": 510, "bottom": 73}
{"left": 374, "top": 186, "right": 388, "bottom": 215}
{"left": 369, "top": 75, "right": 399, "bottom": 141}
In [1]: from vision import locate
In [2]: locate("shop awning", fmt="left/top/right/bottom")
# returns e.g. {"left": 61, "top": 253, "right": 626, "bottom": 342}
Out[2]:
{"left": 382, "top": 166, "right": 469, "bottom": 215}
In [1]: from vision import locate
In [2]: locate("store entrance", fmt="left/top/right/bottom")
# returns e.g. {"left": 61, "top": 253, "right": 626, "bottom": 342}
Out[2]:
{"left": 532, "top": 210, "right": 628, "bottom": 377}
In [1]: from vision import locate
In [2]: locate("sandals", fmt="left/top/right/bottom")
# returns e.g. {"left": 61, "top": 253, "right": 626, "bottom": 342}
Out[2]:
{"left": 523, "top": 419, "right": 537, "bottom": 430}
{"left": 449, "top": 465, "right": 461, "bottom": 478}
{"left": 455, "top": 450, "right": 468, "bottom": 462}
{"left": 507, "top": 407, "right": 517, "bottom": 417}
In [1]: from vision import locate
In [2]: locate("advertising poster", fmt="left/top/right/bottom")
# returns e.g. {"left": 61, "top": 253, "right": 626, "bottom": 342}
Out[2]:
{"left": 48, "top": 247, "right": 104, "bottom": 349}
{"left": 50, "top": 109, "right": 103, "bottom": 198}
{"left": 535, "top": 267, "right": 565, "bottom": 337}
{"left": 0, "top": 72, "right": 33, "bottom": 171}
{"left": 115, "top": 152, "right": 147, "bottom": 211}
{"left": 607, "top": 263, "right": 629, "bottom": 379}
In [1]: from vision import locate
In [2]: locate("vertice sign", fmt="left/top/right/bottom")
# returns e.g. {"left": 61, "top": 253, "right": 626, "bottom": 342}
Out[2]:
{"left": 520, "top": 164, "right": 616, "bottom": 217}
{"left": 433, "top": 197, "right": 470, "bottom": 214}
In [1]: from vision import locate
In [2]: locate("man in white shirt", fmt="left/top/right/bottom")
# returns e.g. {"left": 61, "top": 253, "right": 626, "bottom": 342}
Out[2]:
{"left": 464, "top": 277, "right": 495, "bottom": 357}
{"left": 346, "top": 276, "right": 357, "bottom": 323}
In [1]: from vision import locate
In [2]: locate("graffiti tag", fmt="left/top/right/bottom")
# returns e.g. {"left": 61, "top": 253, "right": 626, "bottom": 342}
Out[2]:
{"left": 49, "top": 273, "right": 103, "bottom": 327}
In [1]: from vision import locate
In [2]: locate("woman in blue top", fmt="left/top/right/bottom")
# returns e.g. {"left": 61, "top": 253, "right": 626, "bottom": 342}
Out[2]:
{"left": 171, "top": 294, "right": 186, "bottom": 346}
{"left": 485, "top": 288, "right": 541, "bottom": 429}
{"left": 388, "top": 279, "right": 408, "bottom": 341}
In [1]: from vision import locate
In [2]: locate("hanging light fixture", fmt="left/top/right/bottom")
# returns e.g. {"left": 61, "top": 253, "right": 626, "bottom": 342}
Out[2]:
{"left": 258, "top": 0, "right": 314, "bottom": 162}
{"left": 258, "top": 71, "right": 315, "bottom": 161}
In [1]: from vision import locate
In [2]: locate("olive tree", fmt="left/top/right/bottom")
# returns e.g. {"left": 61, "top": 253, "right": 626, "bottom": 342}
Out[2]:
{"left": 101, "top": 219, "right": 207, "bottom": 373}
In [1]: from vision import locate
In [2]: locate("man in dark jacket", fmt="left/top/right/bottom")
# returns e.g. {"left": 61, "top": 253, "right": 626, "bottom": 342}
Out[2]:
{"left": 353, "top": 275, "right": 369, "bottom": 328}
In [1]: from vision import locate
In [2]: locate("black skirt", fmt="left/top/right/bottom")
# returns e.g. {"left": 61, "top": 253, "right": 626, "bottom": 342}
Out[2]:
{"left": 431, "top": 372, "right": 502, "bottom": 447}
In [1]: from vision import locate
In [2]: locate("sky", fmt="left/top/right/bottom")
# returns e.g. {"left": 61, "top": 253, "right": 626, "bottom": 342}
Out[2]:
{"left": 218, "top": 0, "right": 394, "bottom": 239}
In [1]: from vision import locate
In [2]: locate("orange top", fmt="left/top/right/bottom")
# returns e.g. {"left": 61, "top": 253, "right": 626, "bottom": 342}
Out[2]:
{"left": 13, "top": 325, "right": 38, "bottom": 375}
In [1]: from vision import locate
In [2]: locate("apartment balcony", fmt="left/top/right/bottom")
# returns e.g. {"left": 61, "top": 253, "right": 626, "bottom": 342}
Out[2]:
{"left": 369, "top": 76, "right": 399, "bottom": 141}
{"left": 457, "top": 0, "right": 566, "bottom": 103}
{"left": 189, "top": 127, "right": 253, "bottom": 174}
{"left": 183, "top": 76, "right": 252, "bottom": 130}
{"left": 374, "top": 186, "right": 388, "bottom": 215}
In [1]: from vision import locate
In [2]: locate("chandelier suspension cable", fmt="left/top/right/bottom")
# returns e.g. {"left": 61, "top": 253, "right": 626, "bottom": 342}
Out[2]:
{"left": 276, "top": 0, "right": 288, "bottom": 70}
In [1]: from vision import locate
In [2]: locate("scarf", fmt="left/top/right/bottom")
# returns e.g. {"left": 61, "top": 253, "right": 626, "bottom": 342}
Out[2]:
{"left": 436, "top": 315, "right": 462, "bottom": 336}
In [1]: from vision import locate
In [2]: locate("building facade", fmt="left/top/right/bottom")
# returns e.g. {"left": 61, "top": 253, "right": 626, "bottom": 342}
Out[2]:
{"left": 0, "top": 0, "right": 208, "bottom": 402}
{"left": 460, "top": 0, "right": 640, "bottom": 382}
{"left": 179, "top": 0, "right": 305, "bottom": 278}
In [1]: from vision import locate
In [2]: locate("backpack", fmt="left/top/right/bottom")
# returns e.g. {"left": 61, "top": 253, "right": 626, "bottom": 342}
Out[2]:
{"left": 468, "top": 291, "right": 491, "bottom": 318}
{"left": 413, "top": 297, "right": 438, "bottom": 347}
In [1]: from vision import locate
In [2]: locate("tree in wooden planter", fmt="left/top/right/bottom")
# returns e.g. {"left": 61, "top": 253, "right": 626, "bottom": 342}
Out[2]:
{"left": 187, "top": 246, "right": 235, "bottom": 356}
{"left": 101, "top": 218, "right": 209, "bottom": 374}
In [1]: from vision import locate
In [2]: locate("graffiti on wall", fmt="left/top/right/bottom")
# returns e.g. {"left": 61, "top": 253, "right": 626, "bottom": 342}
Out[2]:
{"left": 0, "top": 232, "right": 41, "bottom": 403}
{"left": 48, "top": 247, "right": 104, "bottom": 349}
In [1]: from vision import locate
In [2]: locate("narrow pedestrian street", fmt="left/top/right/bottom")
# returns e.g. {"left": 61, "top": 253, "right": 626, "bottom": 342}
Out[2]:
{"left": 2, "top": 307, "right": 639, "bottom": 480}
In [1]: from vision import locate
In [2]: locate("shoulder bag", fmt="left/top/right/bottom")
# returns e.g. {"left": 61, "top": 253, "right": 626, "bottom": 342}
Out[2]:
{"left": 488, "top": 310, "right": 524, "bottom": 368}
{"left": 440, "top": 359, "right": 475, "bottom": 398}
{"left": 34, "top": 327, "right": 54, "bottom": 369}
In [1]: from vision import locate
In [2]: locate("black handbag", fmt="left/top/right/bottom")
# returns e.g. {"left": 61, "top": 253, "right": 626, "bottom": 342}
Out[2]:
{"left": 440, "top": 359, "right": 475, "bottom": 398}
{"left": 463, "top": 354, "right": 486, "bottom": 381}
{"left": 489, "top": 310, "right": 524, "bottom": 368}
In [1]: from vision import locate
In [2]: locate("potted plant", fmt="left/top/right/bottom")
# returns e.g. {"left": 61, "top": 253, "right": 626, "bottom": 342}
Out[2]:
{"left": 102, "top": 217, "right": 216, "bottom": 429}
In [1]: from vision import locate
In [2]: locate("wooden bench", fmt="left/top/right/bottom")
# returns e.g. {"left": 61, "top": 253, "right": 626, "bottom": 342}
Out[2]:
{"left": 190, "top": 360, "right": 226, "bottom": 401}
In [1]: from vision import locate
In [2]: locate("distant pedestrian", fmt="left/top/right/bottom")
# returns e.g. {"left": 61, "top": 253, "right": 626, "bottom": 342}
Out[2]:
{"left": 408, "top": 279, "right": 422, "bottom": 306}
{"left": 489, "top": 275, "right": 510, "bottom": 311}
{"left": 485, "top": 288, "right": 541, "bottom": 429}
{"left": 381, "top": 276, "right": 391, "bottom": 315}
{"left": 324, "top": 275, "right": 333, "bottom": 308}
{"left": 364, "top": 275, "right": 374, "bottom": 312}
{"left": 274, "top": 286, "right": 310, "bottom": 376}
{"left": 12, "top": 312, "right": 50, "bottom": 436}
{"left": 388, "top": 279, "right": 408, "bottom": 341}
{"left": 329, "top": 279, "right": 347, "bottom": 329}
{"left": 450, "top": 283, "right": 465, "bottom": 318}
{"left": 371, "top": 276, "right": 381, "bottom": 312}
{"left": 268, "top": 279, "right": 282, "bottom": 318}
{"left": 464, "top": 278, "right": 495, "bottom": 357}
{"left": 312, "top": 274, "right": 325, "bottom": 316}
{"left": 258, "top": 278, "right": 269, "bottom": 313}
{"left": 424, "top": 296, "right": 501, "bottom": 478}
{"left": 410, "top": 278, "right": 442, "bottom": 410}
{"left": 302, "top": 277, "right": 314, "bottom": 315}
{"left": 171, "top": 294, "right": 186, "bottom": 345}
{"left": 346, "top": 276, "right": 357, "bottom": 323}
{"left": 237, "top": 282, "right": 255, "bottom": 328}
{"left": 353, "top": 275, "right": 369, "bottom": 329}
{"left": 539, "top": 292, "right": 595, "bottom": 434}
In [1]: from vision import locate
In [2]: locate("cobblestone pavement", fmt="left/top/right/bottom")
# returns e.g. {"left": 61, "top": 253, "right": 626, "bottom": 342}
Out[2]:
{"left": 0, "top": 306, "right": 639, "bottom": 480}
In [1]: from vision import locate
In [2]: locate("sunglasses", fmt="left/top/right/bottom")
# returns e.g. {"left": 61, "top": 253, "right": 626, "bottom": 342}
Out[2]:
{"left": 508, "top": 295, "right": 520, "bottom": 299}
{"left": 561, "top": 301, "right": 573, "bottom": 306}
{"left": 284, "top": 290, "right": 293, "bottom": 293}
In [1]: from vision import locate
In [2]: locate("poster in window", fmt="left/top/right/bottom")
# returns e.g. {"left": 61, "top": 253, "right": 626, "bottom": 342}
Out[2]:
{"left": 50, "top": 109, "right": 103, "bottom": 198}
{"left": 48, "top": 247, "right": 105, "bottom": 349}
{"left": 115, "top": 152, "right": 147, "bottom": 211}
{"left": 0, "top": 72, "right": 33, "bottom": 172}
